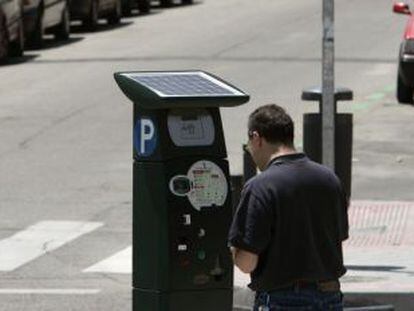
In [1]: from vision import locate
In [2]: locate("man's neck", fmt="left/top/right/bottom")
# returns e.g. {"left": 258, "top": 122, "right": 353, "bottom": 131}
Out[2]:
{"left": 266, "top": 146, "right": 297, "bottom": 167}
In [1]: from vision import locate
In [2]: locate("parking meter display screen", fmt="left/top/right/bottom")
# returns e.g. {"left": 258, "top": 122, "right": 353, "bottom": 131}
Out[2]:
{"left": 167, "top": 109, "right": 215, "bottom": 146}
{"left": 170, "top": 161, "right": 228, "bottom": 211}
{"left": 121, "top": 71, "right": 245, "bottom": 97}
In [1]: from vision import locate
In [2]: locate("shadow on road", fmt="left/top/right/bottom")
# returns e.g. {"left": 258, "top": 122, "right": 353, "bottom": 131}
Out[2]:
{"left": 152, "top": 0, "right": 202, "bottom": 9}
{"left": 123, "top": 9, "right": 162, "bottom": 19}
{"left": 25, "top": 37, "right": 85, "bottom": 52}
{"left": 0, "top": 54, "right": 39, "bottom": 67}
{"left": 70, "top": 21, "right": 134, "bottom": 34}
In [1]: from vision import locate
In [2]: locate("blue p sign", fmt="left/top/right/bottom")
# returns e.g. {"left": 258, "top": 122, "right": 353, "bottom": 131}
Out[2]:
{"left": 134, "top": 118, "right": 157, "bottom": 157}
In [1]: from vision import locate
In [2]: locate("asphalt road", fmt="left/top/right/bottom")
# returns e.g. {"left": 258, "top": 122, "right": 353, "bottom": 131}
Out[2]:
{"left": 0, "top": 0, "right": 413, "bottom": 310}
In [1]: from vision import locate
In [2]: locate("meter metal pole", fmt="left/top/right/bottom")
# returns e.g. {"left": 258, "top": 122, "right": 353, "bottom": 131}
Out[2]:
{"left": 322, "top": 0, "right": 335, "bottom": 170}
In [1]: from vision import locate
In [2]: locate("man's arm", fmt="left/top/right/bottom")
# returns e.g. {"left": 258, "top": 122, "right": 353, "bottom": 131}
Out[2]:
{"left": 230, "top": 246, "right": 258, "bottom": 274}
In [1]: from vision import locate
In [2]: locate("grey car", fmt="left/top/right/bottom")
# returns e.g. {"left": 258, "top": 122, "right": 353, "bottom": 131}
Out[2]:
{"left": 70, "top": 0, "right": 122, "bottom": 30}
{"left": 0, "top": 0, "right": 24, "bottom": 59}
{"left": 22, "top": 0, "right": 70, "bottom": 48}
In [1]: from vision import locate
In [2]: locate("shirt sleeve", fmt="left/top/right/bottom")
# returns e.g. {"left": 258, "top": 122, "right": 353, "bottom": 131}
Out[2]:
{"left": 340, "top": 186, "right": 350, "bottom": 241}
{"left": 228, "top": 182, "right": 273, "bottom": 254}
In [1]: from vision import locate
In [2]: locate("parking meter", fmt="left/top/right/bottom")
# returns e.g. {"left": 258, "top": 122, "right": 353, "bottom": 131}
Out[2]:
{"left": 114, "top": 71, "right": 249, "bottom": 311}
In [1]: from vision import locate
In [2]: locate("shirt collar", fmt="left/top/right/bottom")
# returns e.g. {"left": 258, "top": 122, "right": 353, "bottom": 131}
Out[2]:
{"left": 266, "top": 153, "right": 307, "bottom": 169}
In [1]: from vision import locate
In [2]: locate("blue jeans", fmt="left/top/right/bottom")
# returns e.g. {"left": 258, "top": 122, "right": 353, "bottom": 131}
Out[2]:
{"left": 253, "top": 289, "right": 343, "bottom": 310}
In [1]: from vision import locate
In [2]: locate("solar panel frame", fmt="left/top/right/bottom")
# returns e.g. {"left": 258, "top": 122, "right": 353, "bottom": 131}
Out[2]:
{"left": 120, "top": 71, "right": 246, "bottom": 98}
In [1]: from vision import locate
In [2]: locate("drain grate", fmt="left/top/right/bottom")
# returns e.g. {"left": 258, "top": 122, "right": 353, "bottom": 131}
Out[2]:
{"left": 345, "top": 201, "right": 411, "bottom": 247}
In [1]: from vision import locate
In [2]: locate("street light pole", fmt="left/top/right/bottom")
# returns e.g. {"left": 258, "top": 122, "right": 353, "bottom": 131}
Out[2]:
{"left": 322, "top": 0, "right": 335, "bottom": 170}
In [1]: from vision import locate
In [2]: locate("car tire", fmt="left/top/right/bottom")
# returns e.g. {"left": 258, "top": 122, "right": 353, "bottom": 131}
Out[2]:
{"left": 397, "top": 72, "right": 413, "bottom": 104}
{"left": 84, "top": 0, "right": 99, "bottom": 31}
{"left": 137, "top": 0, "right": 151, "bottom": 14}
{"left": 160, "top": 0, "right": 172, "bottom": 7}
{"left": 9, "top": 18, "right": 24, "bottom": 57}
{"left": 54, "top": 4, "right": 70, "bottom": 41}
{"left": 28, "top": 7, "right": 44, "bottom": 49}
{"left": 108, "top": 0, "right": 121, "bottom": 25}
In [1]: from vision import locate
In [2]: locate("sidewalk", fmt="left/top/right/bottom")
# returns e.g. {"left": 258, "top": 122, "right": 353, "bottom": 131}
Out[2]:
{"left": 232, "top": 200, "right": 414, "bottom": 310}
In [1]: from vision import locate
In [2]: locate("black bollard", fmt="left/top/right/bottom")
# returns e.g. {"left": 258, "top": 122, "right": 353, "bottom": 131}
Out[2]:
{"left": 301, "top": 87, "right": 353, "bottom": 198}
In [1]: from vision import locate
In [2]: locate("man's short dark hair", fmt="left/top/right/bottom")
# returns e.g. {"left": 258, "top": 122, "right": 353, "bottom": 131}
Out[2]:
{"left": 248, "top": 104, "right": 294, "bottom": 146}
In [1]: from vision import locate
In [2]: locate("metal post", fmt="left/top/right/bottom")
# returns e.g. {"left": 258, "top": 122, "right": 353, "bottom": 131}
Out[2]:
{"left": 322, "top": 0, "right": 335, "bottom": 170}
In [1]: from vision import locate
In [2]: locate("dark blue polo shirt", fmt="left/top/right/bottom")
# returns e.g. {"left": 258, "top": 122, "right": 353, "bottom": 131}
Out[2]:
{"left": 228, "top": 153, "right": 348, "bottom": 291}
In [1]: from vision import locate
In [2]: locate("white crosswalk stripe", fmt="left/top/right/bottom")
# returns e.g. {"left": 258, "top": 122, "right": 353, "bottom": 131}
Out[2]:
{"left": 0, "top": 289, "right": 101, "bottom": 295}
{"left": 84, "top": 246, "right": 131, "bottom": 274}
{"left": 0, "top": 221, "right": 103, "bottom": 272}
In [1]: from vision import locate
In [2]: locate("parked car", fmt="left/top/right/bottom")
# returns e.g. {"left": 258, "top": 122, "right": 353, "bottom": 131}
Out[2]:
{"left": 159, "top": 0, "right": 192, "bottom": 7}
{"left": 393, "top": 1, "right": 414, "bottom": 104}
{"left": 121, "top": 0, "right": 151, "bottom": 16}
{"left": 0, "top": 0, "right": 24, "bottom": 59}
{"left": 22, "top": 0, "right": 70, "bottom": 49}
{"left": 70, "top": 0, "right": 122, "bottom": 30}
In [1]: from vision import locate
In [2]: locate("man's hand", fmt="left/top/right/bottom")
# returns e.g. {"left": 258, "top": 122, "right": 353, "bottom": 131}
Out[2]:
{"left": 230, "top": 246, "right": 258, "bottom": 274}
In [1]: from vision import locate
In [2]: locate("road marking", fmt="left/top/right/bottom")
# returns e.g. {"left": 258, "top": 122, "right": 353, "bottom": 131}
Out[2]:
{"left": 0, "top": 221, "right": 103, "bottom": 272}
{"left": 365, "top": 64, "right": 395, "bottom": 76}
{"left": 83, "top": 246, "right": 131, "bottom": 274}
{"left": 366, "top": 92, "right": 385, "bottom": 101}
{"left": 383, "top": 84, "right": 395, "bottom": 92}
{"left": 0, "top": 289, "right": 101, "bottom": 295}
{"left": 350, "top": 84, "right": 395, "bottom": 113}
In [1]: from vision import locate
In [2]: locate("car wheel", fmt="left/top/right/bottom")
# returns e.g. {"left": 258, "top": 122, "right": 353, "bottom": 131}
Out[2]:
{"left": 84, "top": 0, "right": 99, "bottom": 31}
{"left": 137, "top": 0, "right": 151, "bottom": 14}
{"left": 28, "top": 7, "right": 44, "bottom": 49}
{"left": 160, "top": 0, "right": 172, "bottom": 7}
{"left": 397, "top": 72, "right": 413, "bottom": 104}
{"left": 54, "top": 4, "right": 70, "bottom": 41}
{"left": 108, "top": 0, "right": 121, "bottom": 25}
{"left": 9, "top": 18, "right": 24, "bottom": 57}
{"left": 0, "top": 15, "right": 10, "bottom": 59}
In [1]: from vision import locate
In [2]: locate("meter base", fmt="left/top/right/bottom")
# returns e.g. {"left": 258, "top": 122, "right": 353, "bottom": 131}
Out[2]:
{"left": 133, "top": 288, "right": 233, "bottom": 311}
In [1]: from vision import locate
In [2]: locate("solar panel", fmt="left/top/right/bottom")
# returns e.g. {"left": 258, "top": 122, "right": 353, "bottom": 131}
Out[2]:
{"left": 121, "top": 71, "right": 244, "bottom": 98}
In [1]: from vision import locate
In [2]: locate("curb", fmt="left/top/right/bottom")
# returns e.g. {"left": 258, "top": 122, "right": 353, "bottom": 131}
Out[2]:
{"left": 233, "top": 286, "right": 413, "bottom": 310}
{"left": 345, "top": 306, "right": 394, "bottom": 311}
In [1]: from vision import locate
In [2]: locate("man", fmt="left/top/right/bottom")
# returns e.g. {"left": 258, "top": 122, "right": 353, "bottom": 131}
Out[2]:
{"left": 228, "top": 104, "right": 349, "bottom": 310}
